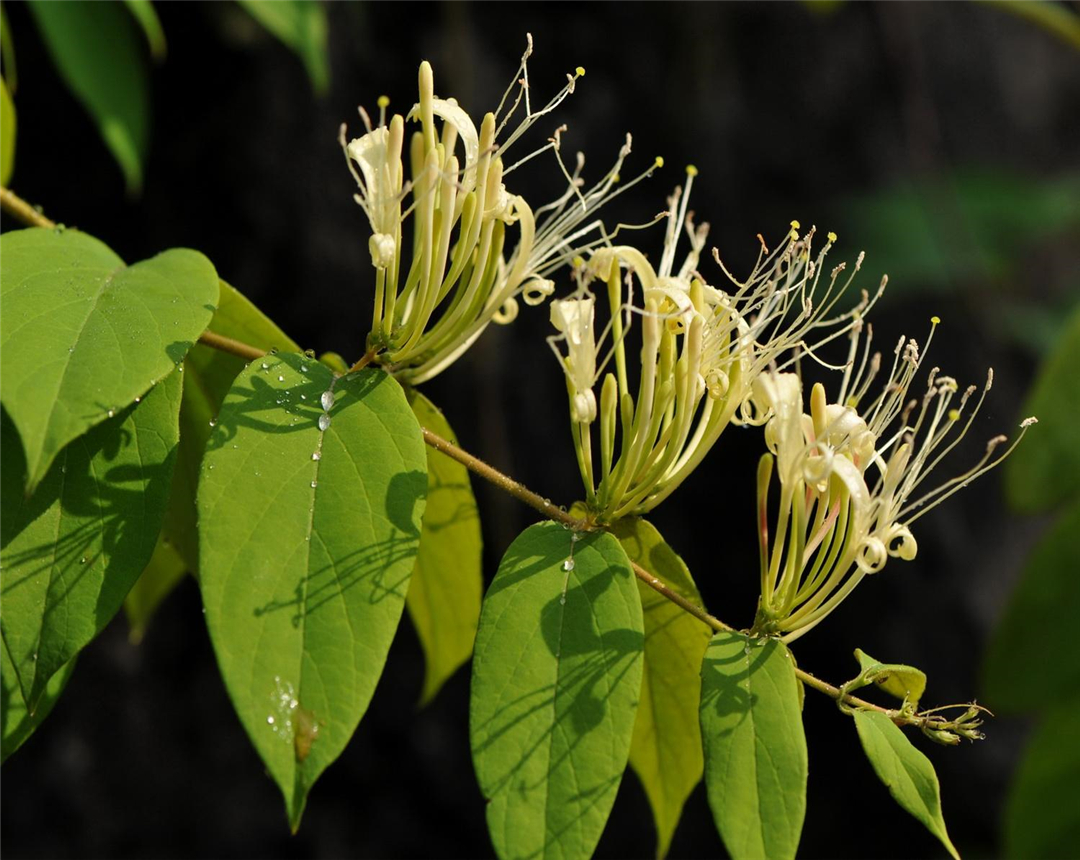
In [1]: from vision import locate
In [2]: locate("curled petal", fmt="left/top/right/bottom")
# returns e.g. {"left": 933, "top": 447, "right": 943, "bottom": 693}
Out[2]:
{"left": 886, "top": 524, "right": 918, "bottom": 560}
{"left": 521, "top": 278, "right": 556, "bottom": 307}
{"left": 856, "top": 536, "right": 888, "bottom": 574}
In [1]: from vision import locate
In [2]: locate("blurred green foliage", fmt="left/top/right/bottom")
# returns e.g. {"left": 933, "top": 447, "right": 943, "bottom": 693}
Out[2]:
{"left": 984, "top": 305, "right": 1080, "bottom": 858}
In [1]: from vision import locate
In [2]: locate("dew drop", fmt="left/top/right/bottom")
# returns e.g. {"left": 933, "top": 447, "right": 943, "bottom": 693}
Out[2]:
{"left": 311, "top": 452, "right": 321, "bottom": 461}
{"left": 570, "top": 533, "right": 580, "bottom": 543}
{"left": 320, "top": 391, "right": 334, "bottom": 412}
{"left": 318, "top": 414, "right": 331, "bottom": 431}
{"left": 269, "top": 347, "right": 279, "bottom": 356}
{"left": 278, "top": 375, "right": 285, "bottom": 382}
{"left": 80, "top": 557, "right": 87, "bottom": 564}
{"left": 303, "top": 349, "right": 316, "bottom": 360}
{"left": 267, "top": 716, "right": 275, "bottom": 725}
{"left": 107, "top": 409, "right": 115, "bottom": 418}
{"left": 300, "top": 394, "right": 307, "bottom": 400}
{"left": 209, "top": 418, "right": 217, "bottom": 427}
{"left": 134, "top": 396, "right": 141, "bottom": 403}
{"left": 300, "top": 365, "right": 308, "bottom": 373}
{"left": 559, "top": 595, "right": 566, "bottom": 606}
{"left": 562, "top": 558, "right": 575, "bottom": 572}
{"left": 208, "top": 464, "right": 215, "bottom": 470}
{"left": 310, "top": 480, "right": 318, "bottom": 489}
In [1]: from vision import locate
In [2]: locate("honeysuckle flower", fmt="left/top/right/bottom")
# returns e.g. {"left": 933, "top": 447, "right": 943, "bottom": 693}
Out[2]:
{"left": 341, "top": 36, "right": 660, "bottom": 385}
{"left": 549, "top": 192, "right": 882, "bottom": 522}
{"left": 750, "top": 321, "right": 1037, "bottom": 641}
{"left": 550, "top": 296, "right": 598, "bottom": 423}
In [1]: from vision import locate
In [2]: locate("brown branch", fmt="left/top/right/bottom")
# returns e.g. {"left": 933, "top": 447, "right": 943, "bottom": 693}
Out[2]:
{"left": 197, "top": 330, "right": 267, "bottom": 362}
{"left": 421, "top": 427, "right": 589, "bottom": 531}
{"left": 1, "top": 187, "right": 56, "bottom": 228}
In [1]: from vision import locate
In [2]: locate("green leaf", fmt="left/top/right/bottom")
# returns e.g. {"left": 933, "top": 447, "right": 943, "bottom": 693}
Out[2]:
{"left": 123, "top": 0, "right": 166, "bottom": 61}
{"left": 699, "top": 631, "right": 807, "bottom": 860}
{"left": 982, "top": 498, "right": 1080, "bottom": 712}
{"left": 237, "top": 0, "right": 329, "bottom": 95}
{"left": 0, "top": 74, "right": 13, "bottom": 186}
{"left": 1004, "top": 305, "right": 1080, "bottom": 514}
{"left": 0, "top": 370, "right": 182, "bottom": 711}
{"left": 612, "top": 517, "right": 711, "bottom": 859}
{"left": 27, "top": 1, "right": 150, "bottom": 192}
{"left": 1, "top": 4, "right": 17, "bottom": 92}
{"left": 198, "top": 355, "right": 426, "bottom": 830}
{"left": 164, "top": 279, "right": 299, "bottom": 572}
{"left": 405, "top": 390, "right": 482, "bottom": 706}
{"left": 1, "top": 645, "right": 74, "bottom": 764}
{"left": 1004, "top": 701, "right": 1080, "bottom": 859}
{"left": 852, "top": 710, "right": 960, "bottom": 860}
{"left": 0, "top": 228, "right": 218, "bottom": 495}
{"left": 470, "top": 522, "right": 644, "bottom": 860}
{"left": 123, "top": 531, "right": 187, "bottom": 644}
{"left": 854, "top": 648, "right": 927, "bottom": 708}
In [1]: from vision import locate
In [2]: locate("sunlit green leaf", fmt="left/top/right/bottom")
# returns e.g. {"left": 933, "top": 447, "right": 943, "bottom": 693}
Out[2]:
{"left": 123, "top": 531, "right": 187, "bottom": 644}
{"left": 982, "top": 498, "right": 1080, "bottom": 712}
{"left": 0, "top": 370, "right": 182, "bottom": 711}
{"left": 0, "top": 228, "right": 218, "bottom": 495}
{"left": 237, "top": 0, "right": 329, "bottom": 95}
{"left": 1, "top": 645, "right": 74, "bottom": 764}
{"left": 470, "top": 522, "right": 644, "bottom": 860}
{"left": 123, "top": 0, "right": 166, "bottom": 61}
{"left": 27, "top": 0, "right": 150, "bottom": 192}
{"left": 165, "top": 279, "right": 299, "bottom": 572}
{"left": 0, "top": 74, "right": 13, "bottom": 186}
{"left": 198, "top": 356, "right": 426, "bottom": 830}
{"left": 854, "top": 648, "right": 927, "bottom": 708}
{"left": 613, "top": 517, "right": 711, "bottom": 859}
{"left": 1004, "top": 305, "right": 1080, "bottom": 514}
{"left": 853, "top": 710, "right": 959, "bottom": 860}
{"left": 1004, "top": 701, "right": 1080, "bottom": 859}
{"left": 405, "top": 390, "right": 481, "bottom": 706}
{"left": 700, "top": 631, "right": 807, "bottom": 860}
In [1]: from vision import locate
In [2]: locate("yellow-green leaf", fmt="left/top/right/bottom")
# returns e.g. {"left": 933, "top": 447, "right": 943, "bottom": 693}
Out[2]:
{"left": 124, "top": 532, "right": 187, "bottom": 644}
{"left": 700, "top": 631, "right": 807, "bottom": 860}
{"left": 854, "top": 648, "right": 927, "bottom": 708}
{"left": 613, "top": 517, "right": 711, "bottom": 859}
{"left": 853, "top": 710, "right": 960, "bottom": 860}
{"left": 405, "top": 390, "right": 482, "bottom": 706}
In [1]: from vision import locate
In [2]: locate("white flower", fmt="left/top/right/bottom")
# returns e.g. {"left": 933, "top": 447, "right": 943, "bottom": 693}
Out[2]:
{"left": 750, "top": 321, "right": 1036, "bottom": 642}
{"left": 550, "top": 297, "right": 598, "bottom": 423}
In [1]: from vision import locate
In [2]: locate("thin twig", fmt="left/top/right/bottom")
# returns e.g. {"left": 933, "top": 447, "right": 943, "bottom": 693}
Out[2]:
{"left": 1, "top": 187, "right": 56, "bottom": 228}
{"left": 421, "top": 427, "right": 590, "bottom": 531}
{"left": 197, "top": 330, "right": 266, "bottom": 362}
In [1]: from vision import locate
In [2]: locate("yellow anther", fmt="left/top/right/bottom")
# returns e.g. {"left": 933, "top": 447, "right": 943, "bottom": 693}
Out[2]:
{"left": 948, "top": 409, "right": 960, "bottom": 421}
{"left": 575, "top": 66, "right": 586, "bottom": 77}
{"left": 571, "top": 255, "right": 585, "bottom": 268}
{"left": 686, "top": 164, "right": 699, "bottom": 177}
{"left": 377, "top": 95, "right": 390, "bottom": 109}
{"left": 789, "top": 229, "right": 799, "bottom": 241}
{"left": 654, "top": 156, "right": 665, "bottom": 168}
{"left": 790, "top": 219, "right": 801, "bottom": 230}
{"left": 611, "top": 173, "right": 620, "bottom": 183}
{"left": 827, "top": 231, "right": 838, "bottom": 243}
{"left": 931, "top": 315, "right": 941, "bottom": 325}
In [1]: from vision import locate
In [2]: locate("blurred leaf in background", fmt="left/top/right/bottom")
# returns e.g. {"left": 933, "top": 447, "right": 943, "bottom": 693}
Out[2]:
{"left": 841, "top": 170, "right": 1080, "bottom": 352}
{"left": 26, "top": 0, "right": 151, "bottom": 193}
{"left": 123, "top": 0, "right": 167, "bottom": 62}
{"left": 237, "top": 0, "right": 329, "bottom": 95}
{"left": 984, "top": 304, "right": 1080, "bottom": 858}
{"left": 1, "top": 75, "right": 13, "bottom": 186}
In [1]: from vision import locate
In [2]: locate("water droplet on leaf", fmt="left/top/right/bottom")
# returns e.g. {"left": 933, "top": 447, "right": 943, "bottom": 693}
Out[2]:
{"left": 320, "top": 391, "right": 334, "bottom": 412}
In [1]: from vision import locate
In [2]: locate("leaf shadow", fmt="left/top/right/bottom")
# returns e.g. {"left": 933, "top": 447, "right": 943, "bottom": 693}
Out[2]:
{"left": 473, "top": 535, "right": 644, "bottom": 848}
{"left": 699, "top": 637, "right": 776, "bottom": 736}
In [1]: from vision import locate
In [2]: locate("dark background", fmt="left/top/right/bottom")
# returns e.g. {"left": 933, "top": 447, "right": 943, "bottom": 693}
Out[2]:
{"left": 2, "top": 2, "right": 1078, "bottom": 858}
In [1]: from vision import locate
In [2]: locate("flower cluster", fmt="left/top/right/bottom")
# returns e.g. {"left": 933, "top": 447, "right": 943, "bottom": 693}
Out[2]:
{"left": 749, "top": 321, "right": 1037, "bottom": 640}
{"left": 341, "top": 38, "right": 659, "bottom": 384}
{"left": 548, "top": 185, "right": 882, "bottom": 521}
